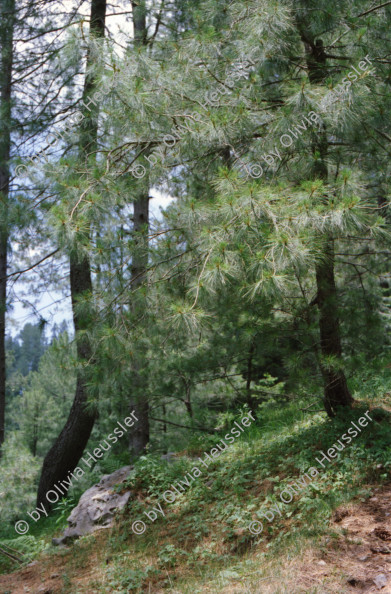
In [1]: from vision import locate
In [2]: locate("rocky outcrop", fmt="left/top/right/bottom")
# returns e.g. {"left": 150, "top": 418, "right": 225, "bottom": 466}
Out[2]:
{"left": 52, "top": 466, "right": 132, "bottom": 546}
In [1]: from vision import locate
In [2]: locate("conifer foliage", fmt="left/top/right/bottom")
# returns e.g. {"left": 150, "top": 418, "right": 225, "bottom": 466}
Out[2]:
{"left": 1, "top": 0, "right": 391, "bottom": 514}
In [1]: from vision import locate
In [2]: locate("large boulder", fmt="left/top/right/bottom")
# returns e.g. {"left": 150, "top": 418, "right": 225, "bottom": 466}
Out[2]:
{"left": 52, "top": 466, "right": 132, "bottom": 546}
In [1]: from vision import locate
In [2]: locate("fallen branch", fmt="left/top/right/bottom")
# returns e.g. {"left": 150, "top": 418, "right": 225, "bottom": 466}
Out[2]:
{"left": 149, "top": 416, "right": 213, "bottom": 433}
{"left": 0, "top": 546, "right": 24, "bottom": 564}
{"left": 300, "top": 402, "right": 322, "bottom": 411}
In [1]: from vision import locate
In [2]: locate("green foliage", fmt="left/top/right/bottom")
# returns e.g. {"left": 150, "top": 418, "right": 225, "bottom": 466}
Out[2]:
{"left": 0, "top": 535, "right": 49, "bottom": 573}
{"left": 53, "top": 496, "right": 76, "bottom": 526}
{"left": 7, "top": 330, "right": 75, "bottom": 458}
{"left": 6, "top": 323, "right": 47, "bottom": 377}
{"left": 157, "top": 544, "right": 187, "bottom": 568}
{"left": 105, "top": 555, "right": 160, "bottom": 593}
{"left": 5, "top": 1, "right": 391, "bottom": 591}
{"left": 122, "top": 455, "right": 194, "bottom": 498}
{"left": 0, "top": 434, "right": 40, "bottom": 532}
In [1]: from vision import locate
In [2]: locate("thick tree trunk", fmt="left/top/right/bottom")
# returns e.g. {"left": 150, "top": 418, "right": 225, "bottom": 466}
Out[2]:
{"left": 316, "top": 239, "right": 353, "bottom": 415}
{"left": 129, "top": 386, "right": 149, "bottom": 455}
{"left": 128, "top": 0, "right": 150, "bottom": 456}
{"left": 298, "top": 27, "right": 353, "bottom": 416}
{"left": 37, "top": 252, "right": 95, "bottom": 507}
{"left": 129, "top": 193, "right": 150, "bottom": 455}
{"left": 0, "top": 0, "right": 14, "bottom": 455}
{"left": 37, "top": 0, "right": 106, "bottom": 507}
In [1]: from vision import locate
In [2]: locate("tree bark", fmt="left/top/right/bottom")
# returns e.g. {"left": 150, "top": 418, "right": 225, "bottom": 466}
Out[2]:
{"left": 128, "top": 193, "right": 150, "bottom": 455}
{"left": 0, "top": 0, "right": 14, "bottom": 455}
{"left": 128, "top": 0, "right": 150, "bottom": 456}
{"left": 184, "top": 382, "right": 193, "bottom": 418}
{"left": 245, "top": 341, "right": 255, "bottom": 413}
{"left": 37, "top": 0, "right": 106, "bottom": 507}
{"left": 298, "top": 27, "right": 353, "bottom": 416}
{"left": 316, "top": 239, "right": 353, "bottom": 414}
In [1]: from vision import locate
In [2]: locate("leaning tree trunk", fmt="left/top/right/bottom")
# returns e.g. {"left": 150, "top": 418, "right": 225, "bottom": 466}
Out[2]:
{"left": 299, "top": 28, "right": 353, "bottom": 417}
{"left": 37, "top": 0, "right": 106, "bottom": 507}
{"left": 0, "top": 0, "right": 14, "bottom": 455}
{"left": 128, "top": 0, "right": 150, "bottom": 456}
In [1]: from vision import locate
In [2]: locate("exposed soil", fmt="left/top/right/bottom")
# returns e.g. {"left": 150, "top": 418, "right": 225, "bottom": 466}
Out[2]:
{"left": 0, "top": 530, "right": 106, "bottom": 594}
{"left": 279, "top": 484, "right": 391, "bottom": 593}
{"left": 327, "top": 485, "right": 391, "bottom": 592}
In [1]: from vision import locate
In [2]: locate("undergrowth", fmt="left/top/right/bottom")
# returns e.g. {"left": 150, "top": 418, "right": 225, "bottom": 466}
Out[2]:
{"left": 1, "top": 392, "right": 391, "bottom": 592}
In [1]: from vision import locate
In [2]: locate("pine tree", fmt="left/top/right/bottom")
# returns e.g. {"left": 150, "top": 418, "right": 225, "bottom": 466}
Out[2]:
{"left": 0, "top": 0, "right": 15, "bottom": 454}
{"left": 295, "top": 7, "right": 354, "bottom": 415}
{"left": 128, "top": 0, "right": 151, "bottom": 456}
{"left": 96, "top": 0, "right": 386, "bottom": 419}
{"left": 37, "top": 0, "right": 107, "bottom": 509}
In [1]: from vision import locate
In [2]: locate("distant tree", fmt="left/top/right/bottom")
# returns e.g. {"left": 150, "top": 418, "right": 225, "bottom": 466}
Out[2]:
{"left": 10, "top": 331, "right": 75, "bottom": 457}
{"left": 13, "top": 323, "right": 47, "bottom": 376}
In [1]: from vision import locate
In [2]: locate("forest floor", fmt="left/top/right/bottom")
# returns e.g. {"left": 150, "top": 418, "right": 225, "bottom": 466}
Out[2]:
{"left": 1, "top": 400, "right": 391, "bottom": 593}
{"left": 2, "top": 486, "right": 391, "bottom": 592}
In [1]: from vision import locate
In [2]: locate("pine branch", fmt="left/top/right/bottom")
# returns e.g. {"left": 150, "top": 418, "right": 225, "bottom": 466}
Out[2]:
{"left": 356, "top": 1, "right": 391, "bottom": 17}
{"left": 1, "top": 250, "right": 59, "bottom": 281}
{"left": 149, "top": 416, "right": 213, "bottom": 433}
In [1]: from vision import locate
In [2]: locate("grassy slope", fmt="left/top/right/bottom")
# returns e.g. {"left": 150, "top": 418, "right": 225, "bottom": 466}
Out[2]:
{"left": 1, "top": 396, "right": 391, "bottom": 593}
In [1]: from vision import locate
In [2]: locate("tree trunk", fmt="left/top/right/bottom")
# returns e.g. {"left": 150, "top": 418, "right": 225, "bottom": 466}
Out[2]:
{"left": 162, "top": 404, "right": 167, "bottom": 436}
{"left": 316, "top": 239, "right": 353, "bottom": 414}
{"left": 0, "top": 0, "right": 14, "bottom": 455}
{"left": 245, "top": 341, "right": 255, "bottom": 412}
{"left": 128, "top": 0, "right": 150, "bottom": 456}
{"left": 37, "top": 0, "right": 106, "bottom": 508}
{"left": 184, "top": 383, "right": 193, "bottom": 418}
{"left": 128, "top": 193, "right": 150, "bottom": 455}
{"left": 299, "top": 27, "right": 353, "bottom": 416}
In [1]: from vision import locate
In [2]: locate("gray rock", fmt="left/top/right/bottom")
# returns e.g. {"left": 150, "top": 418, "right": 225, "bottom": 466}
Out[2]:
{"left": 52, "top": 466, "right": 132, "bottom": 546}
{"left": 373, "top": 574, "right": 388, "bottom": 589}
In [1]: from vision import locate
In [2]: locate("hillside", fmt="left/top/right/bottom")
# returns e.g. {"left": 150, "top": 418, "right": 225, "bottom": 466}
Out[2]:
{"left": 1, "top": 397, "right": 391, "bottom": 593}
